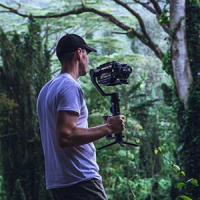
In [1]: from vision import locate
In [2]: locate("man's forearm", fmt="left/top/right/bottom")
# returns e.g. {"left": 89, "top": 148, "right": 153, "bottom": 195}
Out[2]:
{"left": 57, "top": 124, "right": 112, "bottom": 148}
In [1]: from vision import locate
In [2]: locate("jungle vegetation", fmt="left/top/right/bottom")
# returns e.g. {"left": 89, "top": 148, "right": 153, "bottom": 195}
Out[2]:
{"left": 0, "top": 0, "right": 199, "bottom": 200}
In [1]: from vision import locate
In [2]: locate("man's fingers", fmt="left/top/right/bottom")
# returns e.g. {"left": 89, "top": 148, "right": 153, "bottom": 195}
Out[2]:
{"left": 120, "top": 115, "right": 124, "bottom": 119}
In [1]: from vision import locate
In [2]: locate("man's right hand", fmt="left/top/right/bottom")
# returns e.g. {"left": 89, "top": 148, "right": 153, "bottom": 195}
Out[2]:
{"left": 106, "top": 115, "right": 125, "bottom": 134}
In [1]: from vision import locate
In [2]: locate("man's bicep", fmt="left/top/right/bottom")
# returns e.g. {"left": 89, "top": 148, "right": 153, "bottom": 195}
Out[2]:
{"left": 56, "top": 110, "right": 79, "bottom": 128}
{"left": 56, "top": 111, "right": 79, "bottom": 139}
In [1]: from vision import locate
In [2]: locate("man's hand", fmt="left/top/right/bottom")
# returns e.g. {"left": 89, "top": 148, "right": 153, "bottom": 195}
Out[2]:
{"left": 106, "top": 115, "right": 125, "bottom": 134}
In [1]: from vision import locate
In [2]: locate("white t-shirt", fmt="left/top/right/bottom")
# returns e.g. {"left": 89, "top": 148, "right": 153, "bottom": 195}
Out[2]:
{"left": 37, "top": 73, "right": 101, "bottom": 189}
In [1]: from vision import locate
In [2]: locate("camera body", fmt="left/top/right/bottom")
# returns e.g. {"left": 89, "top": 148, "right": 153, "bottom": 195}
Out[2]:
{"left": 92, "top": 61, "right": 132, "bottom": 86}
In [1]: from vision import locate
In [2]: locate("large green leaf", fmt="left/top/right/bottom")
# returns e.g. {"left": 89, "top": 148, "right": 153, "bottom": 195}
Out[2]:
{"left": 179, "top": 195, "right": 192, "bottom": 200}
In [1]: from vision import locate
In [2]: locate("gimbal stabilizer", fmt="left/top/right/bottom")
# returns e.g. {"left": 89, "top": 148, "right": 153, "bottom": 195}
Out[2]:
{"left": 90, "top": 61, "right": 139, "bottom": 150}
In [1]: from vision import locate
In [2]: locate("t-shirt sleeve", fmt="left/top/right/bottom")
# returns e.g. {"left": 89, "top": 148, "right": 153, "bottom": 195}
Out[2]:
{"left": 57, "top": 85, "right": 83, "bottom": 114}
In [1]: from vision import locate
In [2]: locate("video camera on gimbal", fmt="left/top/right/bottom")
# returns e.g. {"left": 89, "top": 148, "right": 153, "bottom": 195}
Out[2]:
{"left": 95, "top": 61, "right": 132, "bottom": 86}
{"left": 90, "top": 61, "right": 139, "bottom": 150}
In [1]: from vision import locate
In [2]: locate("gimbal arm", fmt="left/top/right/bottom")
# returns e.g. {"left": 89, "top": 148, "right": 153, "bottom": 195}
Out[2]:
{"left": 90, "top": 69, "right": 111, "bottom": 96}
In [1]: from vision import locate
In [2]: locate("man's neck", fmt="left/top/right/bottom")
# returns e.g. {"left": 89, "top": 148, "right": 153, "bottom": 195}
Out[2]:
{"left": 60, "top": 62, "right": 79, "bottom": 81}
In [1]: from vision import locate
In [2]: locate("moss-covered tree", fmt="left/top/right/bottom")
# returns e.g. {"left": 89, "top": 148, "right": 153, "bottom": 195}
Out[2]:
{"left": 0, "top": 18, "right": 51, "bottom": 200}
{"left": 175, "top": 1, "right": 200, "bottom": 199}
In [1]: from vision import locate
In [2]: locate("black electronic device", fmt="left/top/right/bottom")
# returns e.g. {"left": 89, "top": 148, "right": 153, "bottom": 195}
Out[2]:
{"left": 90, "top": 61, "right": 139, "bottom": 150}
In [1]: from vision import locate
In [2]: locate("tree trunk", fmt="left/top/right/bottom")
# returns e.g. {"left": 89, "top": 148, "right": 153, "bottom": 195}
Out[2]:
{"left": 170, "top": 0, "right": 193, "bottom": 108}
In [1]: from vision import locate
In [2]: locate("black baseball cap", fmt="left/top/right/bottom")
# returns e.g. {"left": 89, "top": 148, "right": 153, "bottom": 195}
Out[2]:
{"left": 56, "top": 34, "right": 97, "bottom": 58}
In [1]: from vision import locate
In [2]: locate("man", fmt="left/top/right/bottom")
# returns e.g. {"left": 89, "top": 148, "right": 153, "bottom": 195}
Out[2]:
{"left": 37, "top": 33, "right": 125, "bottom": 200}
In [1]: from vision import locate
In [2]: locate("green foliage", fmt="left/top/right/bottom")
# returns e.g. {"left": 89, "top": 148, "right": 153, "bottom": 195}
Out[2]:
{"left": 0, "top": 93, "right": 18, "bottom": 126}
{"left": 159, "top": 1, "right": 170, "bottom": 25}
{"left": 154, "top": 147, "right": 200, "bottom": 200}
{"left": 162, "top": 49, "right": 173, "bottom": 76}
{"left": 0, "top": 173, "right": 6, "bottom": 199}
{"left": 12, "top": 179, "right": 26, "bottom": 200}
{"left": 0, "top": 19, "right": 51, "bottom": 200}
{"left": 179, "top": 196, "right": 193, "bottom": 200}
{"left": 0, "top": 1, "right": 179, "bottom": 200}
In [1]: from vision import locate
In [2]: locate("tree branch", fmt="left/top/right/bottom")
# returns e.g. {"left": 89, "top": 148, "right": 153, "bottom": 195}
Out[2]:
{"left": 0, "top": 3, "right": 25, "bottom": 17}
{"left": 134, "top": 0, "right": 156, "bottom": 14}
{"left": 150, "top": 0, "right": 163, "bottom": 15}
{"left": 133, "top": 0, "right": 169, "bottom": 34}
{"left": 113, "top": 0, "right": 164, "bottom": 59}
{"left": 0, "top": 132, "right": 18, "bottom": 138}
{"left": 114, "top": 0, "right": 149, "bottom": 36}
{"left": 0, "top": 2, "right": 164, "bottom": 60}
{"left": 150, "top": 0, "right": 170, "bottom": 33}
{"left": 112, "top": 31, "right": 127, "bottom": 34}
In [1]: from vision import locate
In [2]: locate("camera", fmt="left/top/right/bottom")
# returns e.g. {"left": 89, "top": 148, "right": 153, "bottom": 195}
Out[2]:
{"left": 90, "top": 61, "right": 132, "bottom": 86}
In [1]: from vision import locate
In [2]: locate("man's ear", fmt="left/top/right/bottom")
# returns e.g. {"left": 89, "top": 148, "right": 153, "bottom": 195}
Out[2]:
{"left": 76, "top": 48, "right": 82, "bottom": 59}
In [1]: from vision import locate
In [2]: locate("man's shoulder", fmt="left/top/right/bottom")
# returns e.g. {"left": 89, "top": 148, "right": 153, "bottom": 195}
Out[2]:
{"left": 55, "top": 73, "right": 78, "bottom": 85}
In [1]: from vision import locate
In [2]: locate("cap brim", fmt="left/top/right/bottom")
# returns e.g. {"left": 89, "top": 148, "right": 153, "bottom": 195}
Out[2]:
{"left": 83, "top": 44, "right": 97, "bottom": 53}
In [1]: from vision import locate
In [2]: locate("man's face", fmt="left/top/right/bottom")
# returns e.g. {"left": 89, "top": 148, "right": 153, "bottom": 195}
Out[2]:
{"left": 79, "top": 49, "right": 89, "bottom": 76}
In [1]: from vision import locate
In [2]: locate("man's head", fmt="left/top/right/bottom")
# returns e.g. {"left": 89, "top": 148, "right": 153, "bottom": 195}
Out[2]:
{"left": 56, "top": 34, "right": 97, "bottom": 63}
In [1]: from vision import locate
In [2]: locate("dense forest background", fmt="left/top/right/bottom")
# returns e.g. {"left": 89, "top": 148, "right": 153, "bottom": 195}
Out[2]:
{"left": 0, "top": 0, "right": 199, "bottom": 200}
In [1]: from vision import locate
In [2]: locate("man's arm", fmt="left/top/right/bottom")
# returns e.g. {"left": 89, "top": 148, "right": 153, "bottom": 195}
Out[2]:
{"left": 56, "top": 110, "right": 125, "bottom": 148}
